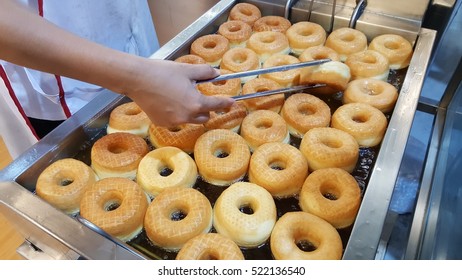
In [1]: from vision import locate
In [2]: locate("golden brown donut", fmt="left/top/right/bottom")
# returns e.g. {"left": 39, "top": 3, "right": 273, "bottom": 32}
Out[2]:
{"left": 204, "top": 101, "right": 247, "bottom": 133}
{"left": 190, "top": 34, "right": 229, "bottom": 67}
{"left": 299, "top": 60, "right": 351, "bottom": 92}
{"left": 249, "top": 142, "right": 308, "bottom": 198}
{"left": 286, "top": 21, "right": 327, "bottom": 56}
{"left": 148, "top": 123, "right": 205, "bottom": 154}
{"left": 260, "top": 53, "right": 301, "bottom": 87}
{"left": 213, "top": 182, "right": 277, "bottom": 248}
{"left": 106, "top": 102, "right": 150, "bottom": 138}
{"left": 280, "top": 93, "right": 331, "bottom": 138}
{"left": 331, "top": 102, "right": 388, "bottom": 147}
{"left": 247, "top": 31, "right": 290, "bottom": 63}
{"left": 325, "top": 27, "right": 368, "bottom": 61}
{"left": 36, "top": 158, "right": 97, "bottom": 215}
{"left": 193, "top": 129, "right": 251, "bottom": 186}
{"left": 220, "top": 47, "right": 260, "bottom": 83}
{"left": 144, "top": 186, "right": 213, "bottom": 251}
{"left": 270, "top": 211, "right": 343, "bottom": 260}
{"left": 196, "top": 69, "right": 241, "bottom": 97}
{"left": 299, "top": 127, "right": 359, "bottom": 173}
{"left": 369, "top": 34, "right": 413, "bottom": 70}
{"left": 299, "top": 168, "right": 361, "bottom": 229}
{"left": 240, "top": 110, "right": 290, "bottom": 152}
{"left": 91, "top": 132, "right": 149, "bottom": 180}
{"left": 345, "top": 50, "right": 390, "bottom": 81}
{"left": 174, "top": 54, "right": 207, "bottom": 64}
{"left": 218, "top": 20, "right": 252, "bottom": 48}
{"left": 176, "top": 233, "right": 244, "bottom": 260}
{"left": 80, "top": 177, "right": 149, "bottom": 241}
{"left": 241, "top": 77, "right": 284, "bottom": 112}
{"left": 343, "top": 78, "right": 398, "bottom": 113}
{"left": 136, "top": 147, "right": 198, "bottom": 197}
{"left": 253, "top": 15, "right": 292, "bottom": 33}
{"left": 228, "top": 3, "right": 262, "bottom": 27}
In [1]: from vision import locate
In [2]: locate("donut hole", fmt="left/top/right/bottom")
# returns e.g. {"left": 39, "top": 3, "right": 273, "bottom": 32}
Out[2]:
{"left": 352, "top": 113, "right": 370, "bottom": 123}
{"left": 298, "top": 29, "right": 314, "bottom": 37}
{"left": 59, "top": 178, "right": 74, "bottom": 186}
{"left": 213, "top": 143, "right": 231, "bottom": 158}
{"left": 266, "top": 19, "right": 281, "bottom": 27}
{"left": 321, "top": 137, "right": 343, "bottom": 149}
{"left": 312, "top": 52, "right": 329, "bottom": 60}
{"left": 360, "top": 54, "right": 377, "bottom": 64}
{"left": 212, "top": 80, "right": 227, "bottom": 86}
{"left": 362, "top": 83, "right": 384, "bottom": 95}
{"left": 269, "top": 160, "right": 286, "bottom": 171}
{"left": 296, "top": 239, "right": 317, "bottom": 252}
{"left": 203, "top": 41, "right": 217, "bottom": 49}
{"left": 124, "top": 108, "right": 142, "bottom": 116}
{"left": 228, "top": 24, "right": 242, "bottom": 33}
{"left": 320, "top": 182, "right": 340, "bottom": 200}
{"left": 168, "top": 126, "right": 182, "bottom": 132}
{"left": 170, "top": 210, "right": 187, "bottom": 221}
{"left": 104, "top": 199, "right": 121, "bottom": 212}
{"left": 240, "top": 8, "right": 253, "bottom": 17}
{"left": 255, "top": 86, "right": 271, "bottom": 92}
{"left": 107, "top": 143, "right": 127, "bottom": 154}
{"left": 232, "top": 52, "right": 249, "bottom": 64}
{"left": 260, "top": 35, "right": 276, "bottom": 44}
{"left": 197, "top": 252, "right": 219, "bottom": 260}
{"left": 340, "top": 34, "right": 356, "bottom": 42}
{"left": 384, "top": 41, "right": 400, "bottom": 50}
{"left": 159, "top": 166, "right": 174, "bottom": 177}
{"left": 255, "top": 119, "right": 273, "bottom": 130}
{"left": 297, "top": 103, "right": 316, "bottom": 116}
{"left": 239, "top": 203, "right": 255, "bottom": 215}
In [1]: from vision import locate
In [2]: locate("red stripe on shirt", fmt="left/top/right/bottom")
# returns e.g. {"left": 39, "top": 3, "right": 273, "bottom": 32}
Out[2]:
{"left": 37, "top": 0, "right": 44, "bottom": 17}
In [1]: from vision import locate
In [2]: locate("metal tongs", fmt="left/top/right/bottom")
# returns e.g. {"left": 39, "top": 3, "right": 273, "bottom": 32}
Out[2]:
{"left": 196, "top": 58, "right": 331, "bottom": 101}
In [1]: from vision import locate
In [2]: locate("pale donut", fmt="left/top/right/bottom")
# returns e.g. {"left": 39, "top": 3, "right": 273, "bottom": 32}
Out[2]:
{"left": 249, "top": 142, "right": 308, "bottom": 198}
{"left": 299, "top": 127, "right": 359, "bottom": 173}
{"left": 107, "top": 102, "right": 150, "bottom": 138}
{"left": 176, "top": 233, "right": 244, "bottom": 260}
{"left": 144, "top": 186, "right": 213, "bottom": 251}
{"left": 331, "top": 102, "right": 388, "bottom": 147}
{"left": 36, "top": 158, "right": 97, "bottom": 215}
{"left": 91, "top": 132, "right": 149, "bottom": 180}
{"left": 286, "top": 21, "right": 327, "bottom": 56}
{"left": 228, "top": 3, "right": 262, "bottom": 27}
{"left": 174, "top": 54, "right": 207, "bottom": 64}
{"left": 218, "top": 20, "right": 252, "bottom": 48}
{"left": 345, "top": 50, "right": 390, "bottom": 81}
{"left": 241, "top": 77, "right": 284, "bottom": 112}
{"left": 343, "top": 78, "right": 398, "bottom": 113}
{"left": 299, "top": 60, "right": 351, "bottom": 92}
{"left": 270, "top": 211, "right": 343, "bottom": 260}
{"left": 220, "top": 47, "right": 260, "bottom": 83}
{"left": 136, "top": 147, "right": 198, "bottom": 197}
{"left": 148, "top": 123, "right": 205, "bottom": 154}
{"left": 213, "top": 182, "right": 277, "bottom": 248}
{"left": 240, "top": 110, "right": 290, "bottom": 152}
{"left": 247, "top": 31, "right": 290, "bottom": 63}
{"left": 196, "top": 69, "right": 241, "bottom": 97}
{"left": 253, "top": 16, "right": 292, "bottom": 33}
{"left": 299, "top": 168, "right": 361, "bottom": 229}
{"left": 369, "top": 34, "right": 413, "bottom": 70}
{"left": 80, "top": 177, "right": 149, "bottom": 241}
{"left": 280, "top": 93, "right": 331, "bottom": 138}
{"left": 325, "top": 27, "right": 368, "bottom": 61}
{"left": 190, "top": 34, "right": 229, "bottom": 67}
{"left": 260, "top": 54, "right": 301, "bottom": 87}
{"left": 193, "top": 129, "right": 251, "bottom": 186}
{"left": 204, "top": 101, "right": 247, "bottom": 133}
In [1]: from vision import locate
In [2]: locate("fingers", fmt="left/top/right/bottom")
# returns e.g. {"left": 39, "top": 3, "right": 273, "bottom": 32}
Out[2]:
{"left": 185, "top": 63, "right": 220, "bottom": 81}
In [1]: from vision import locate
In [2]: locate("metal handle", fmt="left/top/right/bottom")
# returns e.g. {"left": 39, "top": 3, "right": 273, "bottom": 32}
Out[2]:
{"left": 349, "top": 0, "right": 368, "bottom": 29}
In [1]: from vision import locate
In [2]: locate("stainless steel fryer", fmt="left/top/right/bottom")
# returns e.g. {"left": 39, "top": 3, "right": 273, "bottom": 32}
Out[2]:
{"left": 0, "top": 0, "right": 437, "bottom": 260}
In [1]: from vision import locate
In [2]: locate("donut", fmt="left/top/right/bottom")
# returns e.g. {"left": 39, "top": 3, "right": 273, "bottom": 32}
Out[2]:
{"left": 260, "top": 54, "right": 300, "bottom": 87}
{"left": 299, "top": 45, "right": 340, "bottom": 62}
{"left": 193, "top": 129, "right": 250, "bottom": 186}
{"left": 176, "top": 233, "right": 244, "bottom": 260}
{"left": 286, "top": 21, "right": 327, "bottom": 56}
{"left": 241, "top": 77, "right": 284, "bottom": 112}
{"left": 280, "top": 93, "right": 331, "bottom": 138}
{"left": 136, "top": 147, "right": 198, "bottom": 197}
{"left": 190, "top": 34, "right": 229, "bottom": 67}
{"left": 79, "top": 177, "right": 149, "bottom": 241}
{"left": 331, "top": 102, "right": 388, "bottom": 147}
{"left": 106, "top": 102, "right": 150, "bottom": 138}
{"left": 343, "top": 78, "right": 398, "bottom": 113}
{"left": 213, "top": 182, "right": 277, "bottom": 247}
{"left": 299, "top": 168, "right": 361, "bottom": 229}
{"left": 345, "top": 50, "right": 390, "bottom": 81}
{"left": 240, "top": 110, "right": 290, "bottom": 152}
{"left": 144, "top": 186, "right": 212, "bottom": 251}
{"left": 196, "top": 69, "right": 241, "bottom": 97}
{"left": 249, "top": 142, "right": 308, "bottom": 198}
{"left": 220, "top": 47, "right": 260, "bottom": 83}
{"left": 36, "top": 158, "right": 97, "bottom": 215}
{"left": 218, "top": 20, "right": 252, "bottom": 48}
{"left": 299, "top": 60, "right": 351, "bottom": 92}
{"left": 174, "top": 54, "right": 206, "bottom": 64}
{"left": 204, "top": 100, "right": 247, "bottom": 132}
{"left": 228, "top": 3, "right": 262, "bottom": 27}
{"left": 369, "top": 34, "right": 413, "bottom": 70}
{"left": 270, "top": 211, "right": 343, "bottom": 260}
{"left": 91, "top": 132, "right": 149, "bottom": 180}
{"left": 247, "top": 31, "right": 290, "bottom": 63}
{"left": 325, "top": 27, "right": 368, "bottom": 61}
{"left": 252, "top": 15, "right": 292, "bottom": 33}
{"left": 148, "top": 123, "right": 205, "bottom": 154}
{"left": 299, "top": 127, "right": 359, "bottom": 173}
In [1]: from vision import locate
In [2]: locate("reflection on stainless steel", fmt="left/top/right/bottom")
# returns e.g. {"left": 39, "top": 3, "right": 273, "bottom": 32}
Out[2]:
{"left": 349, "top": 0, "right": 367, "bottom": 29}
